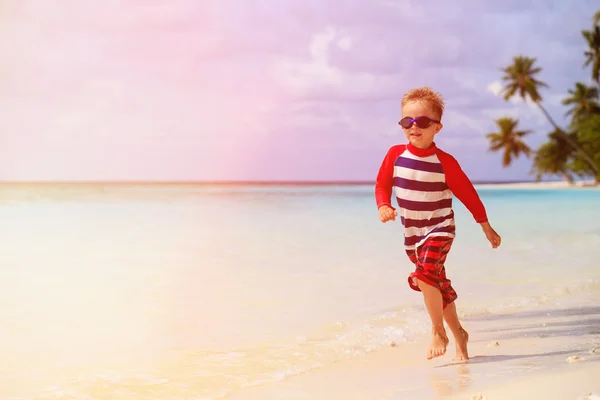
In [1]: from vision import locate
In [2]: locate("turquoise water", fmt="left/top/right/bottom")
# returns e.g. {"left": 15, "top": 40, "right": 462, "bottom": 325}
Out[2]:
{"left": 0, "top": 183, "right": 598, "bottom": 399}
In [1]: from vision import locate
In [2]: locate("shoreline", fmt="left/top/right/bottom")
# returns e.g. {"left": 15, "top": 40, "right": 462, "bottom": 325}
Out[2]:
{"left": 475, "top": 179, "right": 599, "bottom": 189}
{"left": 225, "top": 298, "right": 600, "bottom": 400}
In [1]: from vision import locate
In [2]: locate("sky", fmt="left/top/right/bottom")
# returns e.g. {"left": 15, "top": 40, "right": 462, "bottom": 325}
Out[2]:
{"left": 1, "top": 0, "right": 598, "bottom": 182}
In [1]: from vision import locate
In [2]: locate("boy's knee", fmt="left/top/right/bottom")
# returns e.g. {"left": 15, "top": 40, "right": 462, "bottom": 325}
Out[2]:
{"left": 416, "top": 278, "right": 438, "bottom": 292}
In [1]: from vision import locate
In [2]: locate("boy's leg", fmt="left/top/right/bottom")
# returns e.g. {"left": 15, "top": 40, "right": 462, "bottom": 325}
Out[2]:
{"left": 415, "top": 279, "right": 449, "bottom": 359}
{"left": 443, "top": 302, "right": 469, "bottom": 361}
{"left": 436, "top": 252, "right": 469, "bottom": 360}
{"left": 407, "top": 236, "right": 457, "bottom": 360}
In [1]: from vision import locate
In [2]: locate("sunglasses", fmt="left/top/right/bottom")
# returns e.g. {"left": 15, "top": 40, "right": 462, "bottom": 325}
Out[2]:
{"left": 398, "top": 116, "right": 440, "bottom": 129}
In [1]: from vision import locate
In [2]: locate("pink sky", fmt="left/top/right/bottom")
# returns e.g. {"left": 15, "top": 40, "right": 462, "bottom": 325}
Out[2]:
{"left": 0, "top": 0, "right": 596, "bottom": 181}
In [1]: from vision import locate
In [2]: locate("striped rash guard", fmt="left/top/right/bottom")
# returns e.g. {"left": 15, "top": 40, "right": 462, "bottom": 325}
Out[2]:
{"left": 375, "top": 142, "right": 488, "bottom": 250}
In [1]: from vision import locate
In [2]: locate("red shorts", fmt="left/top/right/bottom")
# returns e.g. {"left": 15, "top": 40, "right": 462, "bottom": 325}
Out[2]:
{"left": 406, "top": 236, "right": 457, "bottom": 309}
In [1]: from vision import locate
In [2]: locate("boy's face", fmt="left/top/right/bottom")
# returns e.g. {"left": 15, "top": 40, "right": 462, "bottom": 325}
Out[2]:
{"left": 400, "top": 100, "right": 443, "bottom": 149}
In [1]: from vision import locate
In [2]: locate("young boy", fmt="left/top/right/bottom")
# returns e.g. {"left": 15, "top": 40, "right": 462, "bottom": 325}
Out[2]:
{"left": 375, "top": 87, "right": 501, "bottom": 361}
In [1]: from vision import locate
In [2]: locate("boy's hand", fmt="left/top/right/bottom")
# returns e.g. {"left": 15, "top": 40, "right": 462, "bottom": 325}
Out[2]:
{"left": 480, "top": 222, "right": 501, "bottom": 248}
{"left": 379, "top": 205, "right": 398, "bottom": 223}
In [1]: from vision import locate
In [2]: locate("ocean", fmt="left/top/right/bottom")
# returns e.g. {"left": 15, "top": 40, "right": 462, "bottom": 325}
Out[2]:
{"left": 0, "top": 183, "right": 599, "bottom": 399}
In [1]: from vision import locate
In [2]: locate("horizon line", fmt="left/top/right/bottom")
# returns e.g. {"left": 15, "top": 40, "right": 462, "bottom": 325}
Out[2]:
{"left": 0, "top": 179, "right": 567, "bottom": 185}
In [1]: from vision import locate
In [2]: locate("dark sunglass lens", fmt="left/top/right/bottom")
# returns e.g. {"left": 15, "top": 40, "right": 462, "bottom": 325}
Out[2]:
{"left": 415, "top": 117, "right": 432, "bottom": 129}
{"left": 399, "top": 117, "right": 413, "bottom": 128}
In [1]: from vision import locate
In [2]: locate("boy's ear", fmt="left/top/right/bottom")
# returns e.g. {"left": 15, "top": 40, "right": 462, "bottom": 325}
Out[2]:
{"left": 435, "top": 123, "right": 443, "bottom": 133}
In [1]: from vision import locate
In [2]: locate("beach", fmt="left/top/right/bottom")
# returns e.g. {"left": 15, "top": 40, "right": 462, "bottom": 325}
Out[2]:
{"left": 0, "top": 181, "right": 598, "bottom": 400}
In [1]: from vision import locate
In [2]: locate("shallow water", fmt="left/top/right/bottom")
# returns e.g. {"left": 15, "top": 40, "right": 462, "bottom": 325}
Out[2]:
{"left": 0, "top": 183, "right": 598, "bottom": 399}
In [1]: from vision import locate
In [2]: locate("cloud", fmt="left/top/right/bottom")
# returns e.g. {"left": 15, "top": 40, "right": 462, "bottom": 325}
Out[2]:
{"left": 487, "top": 82, "right": 503, "bottom": 97}
{"left": 272, "top": 26, "right": 394, "bottom": 101}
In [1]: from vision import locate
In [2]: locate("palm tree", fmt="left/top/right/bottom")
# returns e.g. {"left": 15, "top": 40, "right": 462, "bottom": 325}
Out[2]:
{"left": 500, "top": 55, "right": 600, "bottom": 176}
{"left": 594, "top": 9, "right": 600, "bottom": 26}
{"left": 486, "top": 117, "right": 533, "bottom": 167}
{"left": 571, "top": 113, "right": 600, "bottom": 183}
{"left": 500, "top": 56, "right": 548, "bottom": 103}
{"left": 530, "top": 131, "right": 577, "bottom": 183}
{"left": 582, "top": 25, "right": 600, "bottom": 85}
{"left": 561, "top": 82, "right": 600, "bottom": 121}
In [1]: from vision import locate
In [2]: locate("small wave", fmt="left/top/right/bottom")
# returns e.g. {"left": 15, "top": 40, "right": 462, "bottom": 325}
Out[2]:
{"left": 8, "top": 309, "right": 426, "bottom": 400}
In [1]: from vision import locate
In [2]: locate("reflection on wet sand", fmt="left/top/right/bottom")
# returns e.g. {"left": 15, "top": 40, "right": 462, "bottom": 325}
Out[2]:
{"left": 430, "top": 363, "right": 472, "bottom": 398}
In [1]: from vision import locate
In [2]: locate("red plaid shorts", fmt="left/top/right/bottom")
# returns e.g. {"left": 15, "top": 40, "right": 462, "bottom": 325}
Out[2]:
{"left": 406, "top": 235, "right": 457, "bottom": 309}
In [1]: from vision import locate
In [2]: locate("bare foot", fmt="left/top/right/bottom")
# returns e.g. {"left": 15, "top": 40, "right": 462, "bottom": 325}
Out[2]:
{"left": 427, "top": 331, "right": 449, "bottom": 359}
{"left": 454, "top": 328, "right": 469, "bottom": 361}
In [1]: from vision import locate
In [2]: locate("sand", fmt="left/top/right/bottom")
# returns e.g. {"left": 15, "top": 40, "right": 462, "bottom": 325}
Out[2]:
{"left": 226, "top": 302, "right": 600, "bottom": 400}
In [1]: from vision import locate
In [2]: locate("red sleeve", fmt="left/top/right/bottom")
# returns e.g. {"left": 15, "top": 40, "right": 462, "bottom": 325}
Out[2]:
{"left": 436, "top": 150, "right": 488, "bottom": 223}
{"left": 375, "top": 145, "right": 405, "bottom": 210}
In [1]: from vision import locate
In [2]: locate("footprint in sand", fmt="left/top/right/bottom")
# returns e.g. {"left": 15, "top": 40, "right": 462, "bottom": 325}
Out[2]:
{"left": 589, "top": 346, "right": 600, "bottom": 354}
{"left": 470, "top": 393, "right": 486, "bottom": 400}
{"left": 486, "top": 341, "right": 499, "bottom": 348}
{"left": 566, "top": 355, "right": 582, "bottom": 362}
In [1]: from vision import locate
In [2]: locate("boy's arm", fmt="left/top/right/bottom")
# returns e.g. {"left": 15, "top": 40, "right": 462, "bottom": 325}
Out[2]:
{"left": 375, "top": 146, "right": 403, "bottom": 210}
{"left": 437, "top": 151, "right": 488, "bottom": 223}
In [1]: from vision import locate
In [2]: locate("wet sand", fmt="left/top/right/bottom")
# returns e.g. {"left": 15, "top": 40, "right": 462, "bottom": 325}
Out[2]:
{"left": 226, "top": 303, "right": 600, "bottom": 400}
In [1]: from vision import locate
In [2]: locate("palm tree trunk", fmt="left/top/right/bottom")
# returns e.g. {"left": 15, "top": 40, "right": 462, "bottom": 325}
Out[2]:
{"left": 536, "top": 102, "right": 600, "bottom": 175}
{"left": 562, "top": 172, "right": 574, "bottom": 185}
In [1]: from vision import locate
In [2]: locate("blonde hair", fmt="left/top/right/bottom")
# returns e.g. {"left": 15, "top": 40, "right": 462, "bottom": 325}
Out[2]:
{"left": 401, "top": 87, "right": 445, "bottom": 120}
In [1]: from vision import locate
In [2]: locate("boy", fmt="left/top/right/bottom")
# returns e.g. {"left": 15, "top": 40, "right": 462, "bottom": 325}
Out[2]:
{"left": 375, "top": 87, "right": 501, "bottom": 361}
